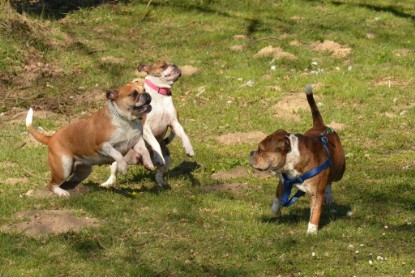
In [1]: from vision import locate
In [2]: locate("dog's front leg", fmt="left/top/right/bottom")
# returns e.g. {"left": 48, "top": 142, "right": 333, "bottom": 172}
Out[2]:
{"left": 143, "top": 124, "right": 165, "bottom": 166}
{"left": 272, "top": 175, "right": 284, "bottom": 217}
{"left": 170, "top": 120, "right": 195, "bottom": 157}
{"left": 101, "top": 143, "right": 128, "bottom": 174}
{"left": 133, "top": 136, "right": 155, "bottom": 170}
{"left": 308, "top": 190, "right": 324, "bottom": 234}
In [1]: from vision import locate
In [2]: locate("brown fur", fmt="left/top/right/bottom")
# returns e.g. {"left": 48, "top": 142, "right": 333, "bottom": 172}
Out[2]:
{"left": 250, "top": 85, "right": 346, "bottom": 232}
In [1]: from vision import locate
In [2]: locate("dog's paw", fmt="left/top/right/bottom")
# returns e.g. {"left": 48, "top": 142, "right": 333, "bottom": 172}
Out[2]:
{"left": 117, "top": 161, "right": 128, "bottom": 175}
{"left": 52, "top": 186, "right": 70, "bottom": 197}
{"left": 306, "top": 223, "right": 318, "bottom": 234}
{"left": 144, "top": 161, "right": 155, "bottom": 171}
{"left": 185, "top": 147, "right": 195, "bottom": 157}
{"left": 100, "top": 177, "right": 116, "bottom": 188}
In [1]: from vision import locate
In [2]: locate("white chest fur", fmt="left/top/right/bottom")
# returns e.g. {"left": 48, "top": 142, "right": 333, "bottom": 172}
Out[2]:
{"left": 110, "top": 117, "right": 142, "bottom": 153}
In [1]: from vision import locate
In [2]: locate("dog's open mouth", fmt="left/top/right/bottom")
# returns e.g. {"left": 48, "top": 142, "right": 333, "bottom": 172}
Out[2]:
{"left": 134, "top": 103, "right": 152, "bottom": 114}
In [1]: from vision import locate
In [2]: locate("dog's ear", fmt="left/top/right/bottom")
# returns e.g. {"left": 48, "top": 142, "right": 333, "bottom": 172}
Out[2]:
{"left": 283, "top": 136, "right": 291, "bottom": 153}
{"left": 106, "top": 88, "right": 119, "bottom": 100}
{"left": 137, "top": 64, "right": 151, "bottom": 73}
{"left": 276, "top": 136, "right": 291, "bottom": 153}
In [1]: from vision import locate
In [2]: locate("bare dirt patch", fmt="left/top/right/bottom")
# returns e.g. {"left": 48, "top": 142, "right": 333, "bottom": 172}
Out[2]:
{"left": 0, "top": 162, "right": 17, "bottom": 168}
{"left": 253, "top": 46, "right": 297, "bottom": 60}
{"left": 5, "top": 177, "right": 29, "bottom": 185}
{"left": 1, "top": 209, "right": 99, "bottom": 238}
{"left": 211, "top": 166, "right": 272, "bottom": 180}
{"left": 216, "top": 131, "right": 266, "bottom": 145}
{"left": 230, "top": 45, "right": 245, "bottom": 51}
{"left": 328, "top": 120, "right": 346, "bottom": 132}
{"left": 179, "top": 65, "right": 199, "bottom": 76}
{"left": 311, "top": 40, "right": 351, "bottom": 58}
{"left": 212, "top": 166, "right": 249, "bottom": 180}
{"left": 273, "top": 92, "right": 321, "bottom": 122}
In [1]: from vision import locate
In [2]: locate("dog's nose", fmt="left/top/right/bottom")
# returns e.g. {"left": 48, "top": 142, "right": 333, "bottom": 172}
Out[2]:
{"left": 142, "top": 92, "right": 152, "bottom": 104}
{"left": 249, "top": 151, "right": 255, "bottom": 158}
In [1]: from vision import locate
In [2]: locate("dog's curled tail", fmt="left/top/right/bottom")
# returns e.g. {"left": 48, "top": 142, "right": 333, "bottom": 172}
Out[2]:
{"left": 305, "top": 84, "right": 325, "bottom": 128}
{"left": 26, "top": 108, "right": 51, "bottom": 145}
{"left": 163, "top": 130, "right": 176, "bottom": 145}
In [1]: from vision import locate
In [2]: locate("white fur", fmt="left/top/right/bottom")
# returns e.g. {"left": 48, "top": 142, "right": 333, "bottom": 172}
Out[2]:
{"left": 26, "top": 108, "right": 33, "bottom": 127}
{"left": 102, "top": 69, "right": 194, "bottom": 188}
{"left": 283, "top": 134, "right": 301, "bottom": 176}
{"left": 307, "top": 222, "right": 318, "bottom": 234}
{"left": 100, "top": 162, "right": 118, "bottom": 188}
{"left": 52, "top": 185, "right": 70, "bottom": 197}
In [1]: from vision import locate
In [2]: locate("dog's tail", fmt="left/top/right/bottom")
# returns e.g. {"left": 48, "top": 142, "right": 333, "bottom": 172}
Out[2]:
{"left": 26, "top": 108, "right": 51, "bottom": 145}
{"left": 305, "top": 85, "right": 325, "bottom": 128}
{"left": 163, "top": 130, "right": 176, "bottom": 145}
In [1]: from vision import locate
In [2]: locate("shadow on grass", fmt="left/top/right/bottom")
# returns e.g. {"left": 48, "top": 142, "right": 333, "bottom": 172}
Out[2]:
{"left": 80, "top": 161, "right": 201, "bottom": 198}
{"left": 10, "top": 0, "right": 118, "bottom": 19}
{"left": 260, "top": 203, "right": 352, "bottom": 231}
{"left": 329, "top": 1, "right": 415, "bottom": 22}
{"left": 168, "top": 161, "right": 201, "bottom": 186}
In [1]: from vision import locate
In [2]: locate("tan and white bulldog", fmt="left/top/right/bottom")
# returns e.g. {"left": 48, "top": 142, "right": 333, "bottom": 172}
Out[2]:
{"left": 100, "top": 61, "right": 195, "bottom": 189}
{"left": 26, "top": 82, "right": 155, "bottom": 197}
{"left": 249, "top": 85, "right": 346, "bottom": 233}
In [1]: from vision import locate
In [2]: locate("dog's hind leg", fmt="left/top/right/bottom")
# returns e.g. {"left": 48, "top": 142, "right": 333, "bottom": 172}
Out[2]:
{"left": 100, "top": 162, "right": 118, "bottom": 188}
{"left": 61, "top": 163, "right": 92, "bottom": 190}
{"left": 155, "top": 144, "right": 171, "bottom": 189}
{"left": 48, "top": 154, "right": 72, "bottom": 197}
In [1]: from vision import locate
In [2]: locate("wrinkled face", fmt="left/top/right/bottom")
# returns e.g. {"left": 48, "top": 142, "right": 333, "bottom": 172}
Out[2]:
{"left": 249, "top": 130, "right": 291, "bottom": 172}
{"left": 138, "top": 61, "right": 181, "bottom": 85}
{"left": 106, "top": 82, "right": 152, "bottom": 116}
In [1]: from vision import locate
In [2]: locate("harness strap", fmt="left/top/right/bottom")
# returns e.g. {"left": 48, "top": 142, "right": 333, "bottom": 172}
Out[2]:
{"left": 280, "top": 134, "right": 332, "bottom": 207}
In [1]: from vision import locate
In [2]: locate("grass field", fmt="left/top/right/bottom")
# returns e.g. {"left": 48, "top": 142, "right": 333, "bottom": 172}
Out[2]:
{"left": 0, "top": 0, "right": 414, "bottom": 276}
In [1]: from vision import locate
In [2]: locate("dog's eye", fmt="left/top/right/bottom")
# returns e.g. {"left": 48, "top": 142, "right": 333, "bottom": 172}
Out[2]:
{"left": 162, "top": 64, "right": 168, "bottom": 70}
{"left": 129, "top": 90, "right": 138, "bottom": 98}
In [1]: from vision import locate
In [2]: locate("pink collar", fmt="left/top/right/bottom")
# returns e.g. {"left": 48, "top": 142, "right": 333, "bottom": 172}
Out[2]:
{"left": 145, "top": 79, "right": 171, "bottom": 95}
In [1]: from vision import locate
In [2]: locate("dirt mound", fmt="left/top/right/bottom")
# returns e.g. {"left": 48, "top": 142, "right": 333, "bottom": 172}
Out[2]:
{"left": 179, "top": 65, "right": 199, "bottom": 76}
{"left": 1, "top": 209, "right": 99, "bottom": 238}
{"left": 253, "top": 46, "right": 297, "bottom": 60}
{"left": 272, "top": 92, "right": 320, "bottom": 121}
{"left": 311, "top": 40, "right": 351, "bottom": 58}
{"left": 216, "top": 131, "right": 266, "bottom": 145}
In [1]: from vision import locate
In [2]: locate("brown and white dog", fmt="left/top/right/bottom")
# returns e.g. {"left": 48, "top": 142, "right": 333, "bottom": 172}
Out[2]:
{"left": 100, "top": 61, "right": 195, "bottom": 189}
{"left": 249, "top": 85, "right": 345, "bottom": 233}
{"left": 26, "top": 82, "right": 156, "bottom": 197}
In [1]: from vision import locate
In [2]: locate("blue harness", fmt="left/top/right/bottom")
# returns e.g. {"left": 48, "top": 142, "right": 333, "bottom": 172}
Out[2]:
{"left": 280, "top": 132, "right": 332, "bottom": 207}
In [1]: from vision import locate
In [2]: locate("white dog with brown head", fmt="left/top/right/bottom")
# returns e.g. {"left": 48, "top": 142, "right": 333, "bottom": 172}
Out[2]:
{"left": 100, "top": 61, "right": 195, "bottom": 189}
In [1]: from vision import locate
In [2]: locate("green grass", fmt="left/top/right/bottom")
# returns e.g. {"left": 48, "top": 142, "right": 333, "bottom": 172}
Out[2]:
{"left": 1, "top": 0, "right": 415, "bottom": 276}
